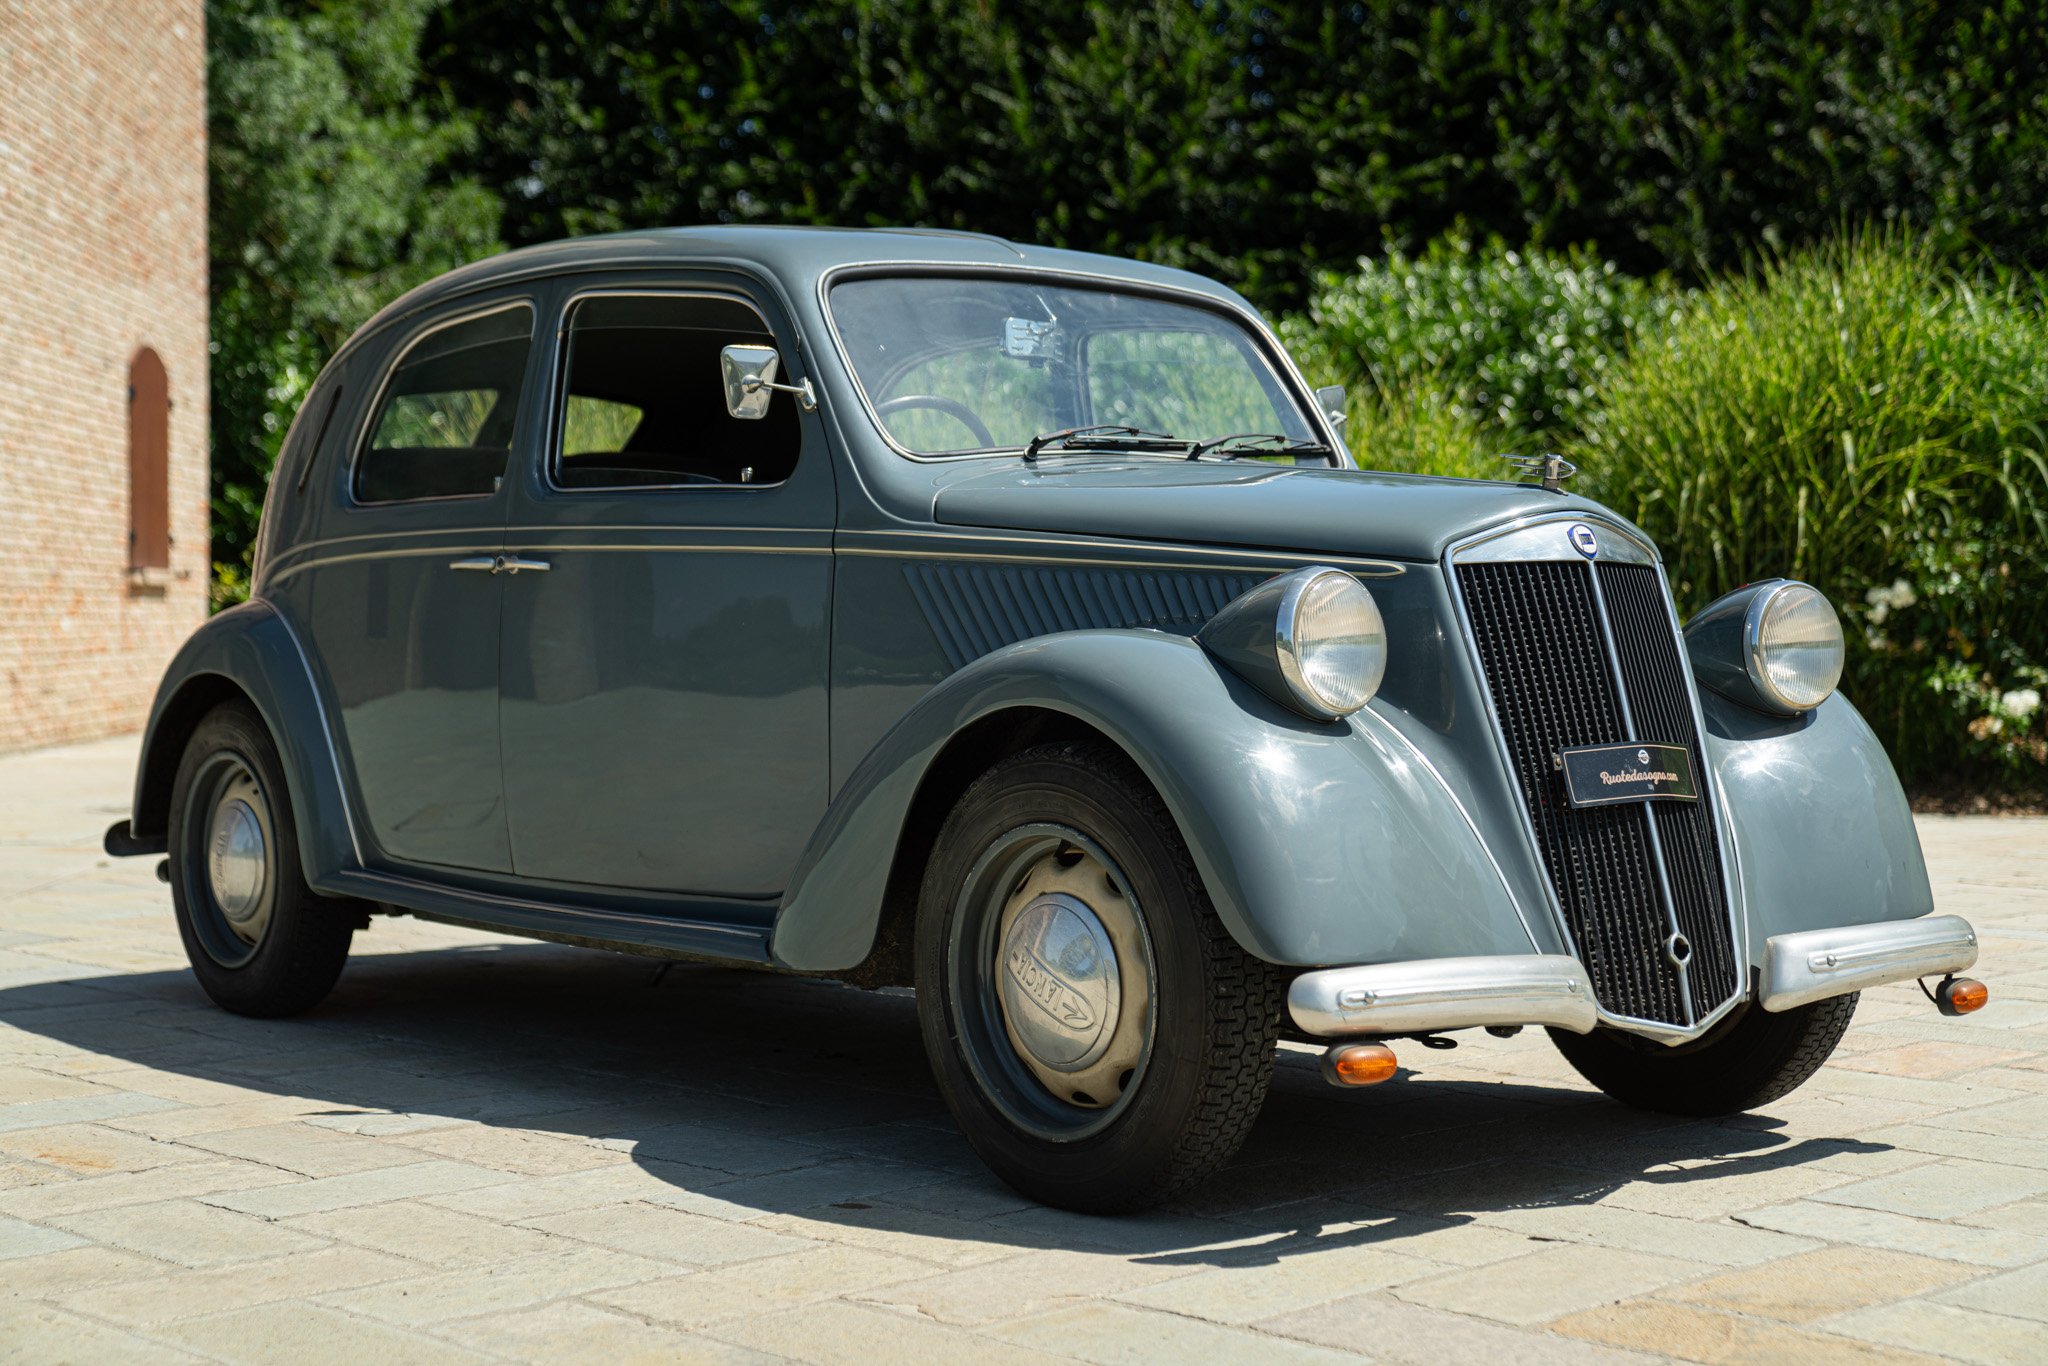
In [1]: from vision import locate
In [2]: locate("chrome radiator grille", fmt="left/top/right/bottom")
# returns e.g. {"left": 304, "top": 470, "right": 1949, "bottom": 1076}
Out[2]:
{"left": 1455, "top": 555, "right": 1738, "bottom": 1027}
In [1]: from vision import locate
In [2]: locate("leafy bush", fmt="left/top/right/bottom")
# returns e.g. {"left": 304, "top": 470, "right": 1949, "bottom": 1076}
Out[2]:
{"left": 1333, "top": 384, "right": 1513, "bottom": 482}
{"left": 1582, "top": 234, "right": 2048, "bottom": 784}
{"left": 210, "top": 0, "right": 503, "bottom": 594}
{"left": 1283, "top": 236, "right": 1676, "bottom": 439}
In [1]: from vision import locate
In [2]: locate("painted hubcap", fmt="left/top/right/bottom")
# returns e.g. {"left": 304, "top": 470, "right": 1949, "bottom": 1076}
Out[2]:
{"left": 999, "top": 893, "right": 1120, "bottom": 1074}
{"left": 991, "top": 840, "right": 1153, "bottom": 1111}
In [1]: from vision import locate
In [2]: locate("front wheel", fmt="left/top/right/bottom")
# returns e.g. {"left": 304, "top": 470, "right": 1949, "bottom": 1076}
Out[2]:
{"left": 167, "top": 702, "right": 354, "bottom": 1017}
{"left": 915, "top": 740, "right": 1284, "bottom": 1213}
{"left": 1549, "top": 992, "right": 1858, "bottom": 1116}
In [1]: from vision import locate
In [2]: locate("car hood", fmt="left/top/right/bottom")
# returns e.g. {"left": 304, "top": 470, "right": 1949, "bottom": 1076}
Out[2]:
{"left": 930, "top": 459, "right": 1617, "bottom": 562}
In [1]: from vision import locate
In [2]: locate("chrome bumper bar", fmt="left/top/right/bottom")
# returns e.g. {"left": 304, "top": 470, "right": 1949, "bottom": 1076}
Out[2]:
{"left": 1758, "top": 914, "right": 1978, "bottom": 1012}
{"left": 1289, "top": 913, "right": 1978, "bottom": 1040}
{"left": 1288, "top": 954, "right": 1600, "bottom": 1038}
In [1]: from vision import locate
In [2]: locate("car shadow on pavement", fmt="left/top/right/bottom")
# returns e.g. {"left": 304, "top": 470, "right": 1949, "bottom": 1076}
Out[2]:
{"left": 0, "top": 940, "right": 1890, "bottom": 1264}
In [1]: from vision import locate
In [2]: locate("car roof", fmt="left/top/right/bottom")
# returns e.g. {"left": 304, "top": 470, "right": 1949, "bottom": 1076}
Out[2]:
{"left": 345, "top": 226, "right": 1251, "bottom": 356}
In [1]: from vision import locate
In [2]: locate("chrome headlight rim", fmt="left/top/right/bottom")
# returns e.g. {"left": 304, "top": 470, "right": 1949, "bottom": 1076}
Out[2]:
{"left": 1273, "top": 567, "right": 1387, "bottom": 720}
{"left": 1742, "top": 580, "right": 1844, "bottom": 714}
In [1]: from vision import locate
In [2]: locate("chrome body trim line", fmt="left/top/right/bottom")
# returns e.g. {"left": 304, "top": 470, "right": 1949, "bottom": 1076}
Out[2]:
{"left": 1759, "top": 915, "right": 1979, "bottom": 1012}
{"left": 1288, "top": 955, "right": 1600, "bottom": 1037}
{"left": 269, "top": 541, "right": 833, "bottom": 588}
{"left": 836, "top": 528, "right": 1406, "bottom": 577}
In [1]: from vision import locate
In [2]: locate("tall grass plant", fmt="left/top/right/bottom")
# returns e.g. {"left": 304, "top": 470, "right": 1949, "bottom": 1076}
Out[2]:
{"left": 1582, "top": 234, "right": 2048, "bottom": 780}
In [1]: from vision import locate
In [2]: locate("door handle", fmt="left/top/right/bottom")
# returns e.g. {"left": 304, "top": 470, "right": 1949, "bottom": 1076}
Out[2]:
{"left": 449, "top": 556, "right": 497, "bottom": 572}
{"left": 499, "top": 555, "right": 551, "bottom": 575}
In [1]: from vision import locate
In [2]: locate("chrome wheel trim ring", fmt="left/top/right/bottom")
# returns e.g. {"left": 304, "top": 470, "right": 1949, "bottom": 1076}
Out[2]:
{"left": 950, "top": 824, "right": 1158, "bottom": 1140}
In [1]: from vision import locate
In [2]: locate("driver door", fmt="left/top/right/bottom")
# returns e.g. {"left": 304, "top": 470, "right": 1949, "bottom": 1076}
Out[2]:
{"left": 495, "top": 283, "right": 836, "bottom": 898}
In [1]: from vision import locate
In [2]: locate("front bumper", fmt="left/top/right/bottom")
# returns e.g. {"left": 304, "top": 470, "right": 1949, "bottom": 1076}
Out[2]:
{"left": 1757, "top": 914, "right": 1978, "bottom": 1012}
{"left": 1288, "top": 914, "right": 1980, "bottom": 1040}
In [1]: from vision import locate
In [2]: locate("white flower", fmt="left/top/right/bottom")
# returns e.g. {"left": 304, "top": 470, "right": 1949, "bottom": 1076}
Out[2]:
{"left": 1863, "top": 578, "right": 1917, "bottom": 625}
{"left": 2002, "top": 688, "right": 2041, "bottom": 721}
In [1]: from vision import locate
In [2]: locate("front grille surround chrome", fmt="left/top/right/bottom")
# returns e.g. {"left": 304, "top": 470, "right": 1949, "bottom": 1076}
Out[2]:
{"left": 1444, "top": 512, "right": 1749, "bottom": 1044}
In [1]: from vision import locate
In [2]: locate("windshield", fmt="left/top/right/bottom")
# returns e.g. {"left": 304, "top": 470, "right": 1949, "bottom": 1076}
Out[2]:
{"left": 828, "top": 275, "right": 1322, "bottom": 458}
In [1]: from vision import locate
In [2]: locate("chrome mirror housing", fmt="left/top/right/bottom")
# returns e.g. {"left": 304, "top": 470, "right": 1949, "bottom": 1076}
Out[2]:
{"left": 721, "top": 343, "right": 817, "bottom": 418}
{"left": 1314, "top": 384, "right": 1347, "bottom": 427}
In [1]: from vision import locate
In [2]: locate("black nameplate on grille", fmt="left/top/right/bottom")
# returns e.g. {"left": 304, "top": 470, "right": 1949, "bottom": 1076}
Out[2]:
{"left": 1559, "top": 742, "right": 1698, "bottom": 807}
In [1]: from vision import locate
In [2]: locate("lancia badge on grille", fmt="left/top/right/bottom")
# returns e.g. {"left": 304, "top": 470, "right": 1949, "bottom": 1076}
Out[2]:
{"left": 1568, "top": 524, "right": 1599, "bottom": 558}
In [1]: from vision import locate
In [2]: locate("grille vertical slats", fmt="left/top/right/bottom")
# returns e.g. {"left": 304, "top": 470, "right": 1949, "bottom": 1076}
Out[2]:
{"left": 1597, "top": 563, "right": 1742, "bottom": 1020}
{"left": 1457, "top": 561, "right": 1690, "bottom": 1024}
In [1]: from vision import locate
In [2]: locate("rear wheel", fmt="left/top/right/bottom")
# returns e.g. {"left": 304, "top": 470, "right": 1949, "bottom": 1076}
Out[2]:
{"left": 915, "top": 740, "right": 1283, "bottom": 1212}
{"left": 1549, "top": 993, "right": 1858, "bottom": 1115}
{"left": 168, "top": 702, "right": 354, "bottom": 1017}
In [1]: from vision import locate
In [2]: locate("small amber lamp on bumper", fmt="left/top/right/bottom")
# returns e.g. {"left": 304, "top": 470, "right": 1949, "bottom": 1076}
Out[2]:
{"left": 1321, "top": 1042, "right": 1400, "bottom": 1087}
{"left": 1935, "top": 975, "right": 1990, "bottom": 1017}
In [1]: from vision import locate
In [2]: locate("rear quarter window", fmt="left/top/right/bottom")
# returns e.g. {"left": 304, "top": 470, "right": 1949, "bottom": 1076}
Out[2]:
{"left": 354, "top": 303, "right": 535, "bottom": 505}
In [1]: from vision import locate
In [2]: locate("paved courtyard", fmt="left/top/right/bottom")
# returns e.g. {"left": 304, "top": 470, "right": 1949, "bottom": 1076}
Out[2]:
{"left": 1, "top": 735, "right": 2045, "bottom": 1364}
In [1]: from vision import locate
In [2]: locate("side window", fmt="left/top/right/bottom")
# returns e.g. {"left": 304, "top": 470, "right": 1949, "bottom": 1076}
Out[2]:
{"left": 355, "top": 304, "right": 534, "bottom": 505}
{"left": 554, "top": 294, "right": 799, "bottom": 489}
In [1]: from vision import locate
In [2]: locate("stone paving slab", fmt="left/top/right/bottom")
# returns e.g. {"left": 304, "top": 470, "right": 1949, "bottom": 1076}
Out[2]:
{"left": 2, "top": 733, "right": 2045, "bottom": 1363}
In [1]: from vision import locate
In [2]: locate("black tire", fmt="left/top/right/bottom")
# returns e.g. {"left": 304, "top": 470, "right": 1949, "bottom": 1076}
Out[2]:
{"left": 167, "top": 701, "right": 354, "bottom": 1017}
{"left": 914, "top": 739, "right": 1284, "bottom": 1213}
{"left": 1549, "top": 992, "right": 1858, "bottom": 1116}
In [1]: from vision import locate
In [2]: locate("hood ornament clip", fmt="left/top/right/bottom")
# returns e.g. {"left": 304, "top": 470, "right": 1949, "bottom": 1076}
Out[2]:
{"left": 1502, "top": 452, "right": 1578, "bottom": 493}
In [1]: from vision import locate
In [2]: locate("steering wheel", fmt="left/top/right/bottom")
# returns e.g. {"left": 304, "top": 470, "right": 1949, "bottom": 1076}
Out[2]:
{"left": 876, "top": 394, "right": 997, "bottom": 449}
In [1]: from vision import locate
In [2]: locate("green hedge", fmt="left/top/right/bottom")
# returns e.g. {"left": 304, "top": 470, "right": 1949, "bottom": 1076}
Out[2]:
{"left": 214, "top": 1, "right": 2048, "bottom": 583}
{"left": 428, "top": 0, "right": 2048, "bottom": 296}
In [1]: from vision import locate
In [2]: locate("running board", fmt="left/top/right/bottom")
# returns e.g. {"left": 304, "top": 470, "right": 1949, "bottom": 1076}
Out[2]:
{"left": 319, "top": 868, "right": 775, "bottom": 966}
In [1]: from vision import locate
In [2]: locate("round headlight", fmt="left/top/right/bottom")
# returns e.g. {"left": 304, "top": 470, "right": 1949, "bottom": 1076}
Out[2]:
{"left": 1278, "top": 570, "right": 1387, "bottom": 717}
{"left": 1747, "top": 582, "right": 1844, "bottom": 712}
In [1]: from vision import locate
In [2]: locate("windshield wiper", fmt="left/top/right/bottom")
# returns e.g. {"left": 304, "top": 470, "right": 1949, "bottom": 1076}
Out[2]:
{"left": 1024, "top": 425, "right": 1193, "bottom": 460}
{"left": 1187, "top": 433, "right": 1333, "bottom": 461}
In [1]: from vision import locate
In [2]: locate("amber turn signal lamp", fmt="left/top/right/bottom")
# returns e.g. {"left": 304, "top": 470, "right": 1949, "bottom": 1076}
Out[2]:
{"left": 1321, "top": 1042, "right": 1399, "bottom": 1087}
{"left": 1937, "top": 977, "right": 1989, "bottom": 1016}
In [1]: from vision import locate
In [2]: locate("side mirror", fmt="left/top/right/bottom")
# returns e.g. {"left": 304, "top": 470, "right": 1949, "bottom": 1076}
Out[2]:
{"left": 1314, "top": 384, "right": 1348, "bottom": 428}
{"left": 721, "top": 343, "right": 817, "bottom": 419}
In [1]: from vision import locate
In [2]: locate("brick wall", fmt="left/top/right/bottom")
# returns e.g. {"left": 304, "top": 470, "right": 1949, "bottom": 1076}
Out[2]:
{"left": 0, "top": 1, "right": 210, "bottom": 751}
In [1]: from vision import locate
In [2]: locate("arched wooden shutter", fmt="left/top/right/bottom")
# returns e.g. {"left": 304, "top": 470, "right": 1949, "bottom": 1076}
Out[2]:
{"left": 128, "top": 347, "right": 171, "bottom": 571}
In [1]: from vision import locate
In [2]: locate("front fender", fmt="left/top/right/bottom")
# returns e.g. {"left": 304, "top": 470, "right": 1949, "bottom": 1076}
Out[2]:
{"left": 130, "top": 599, "right": 360, "bottom": 886}
{"left": 772, "top": 629, "right": 1538, "bottom": 972}
{"left": 1703, "top": 690, "right": 1934, "bottom": 957}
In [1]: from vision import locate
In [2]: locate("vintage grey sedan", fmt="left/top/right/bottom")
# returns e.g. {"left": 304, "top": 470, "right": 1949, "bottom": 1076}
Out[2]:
{"left": 106, "top": 227, "right": 1985, "bottom": 1211}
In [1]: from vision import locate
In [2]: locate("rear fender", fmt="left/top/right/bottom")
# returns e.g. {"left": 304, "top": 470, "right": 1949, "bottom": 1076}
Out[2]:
{"left": 771, "top": 629, "right": 1538, "bottom": 972}
{"left": 129, "top": 600, "right": 360, "bottom": 885}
